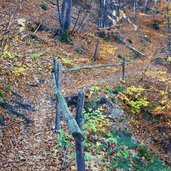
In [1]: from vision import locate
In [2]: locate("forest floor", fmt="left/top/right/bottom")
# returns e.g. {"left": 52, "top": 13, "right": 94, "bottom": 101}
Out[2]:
{"left": 0, "top": 0, "right": 171, "bottom": 170}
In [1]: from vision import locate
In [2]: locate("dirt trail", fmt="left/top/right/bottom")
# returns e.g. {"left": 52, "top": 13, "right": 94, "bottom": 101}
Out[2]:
{"left": 20, "top": 80, "right": 60, "bottom": 171}
{"left": 1, "top": 76, "right": 60, "bottom": 171}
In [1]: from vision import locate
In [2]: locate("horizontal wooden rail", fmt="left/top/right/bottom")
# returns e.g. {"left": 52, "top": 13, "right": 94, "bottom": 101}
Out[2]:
{"left": 62, "top": 62, "right": 131, "bottom": 71}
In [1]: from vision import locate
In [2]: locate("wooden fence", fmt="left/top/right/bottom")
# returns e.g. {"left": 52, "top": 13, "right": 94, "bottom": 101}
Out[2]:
{"left": 52, "top": 59, "right": 85, "bottom": 170}
{"left": 51, "top": 58, "right": 128, "bottom": 170}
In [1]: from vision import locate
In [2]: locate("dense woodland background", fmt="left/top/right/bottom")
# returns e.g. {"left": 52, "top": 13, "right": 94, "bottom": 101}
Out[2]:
{"left": 0, "top": 0, "right": 171, "bottom": 170}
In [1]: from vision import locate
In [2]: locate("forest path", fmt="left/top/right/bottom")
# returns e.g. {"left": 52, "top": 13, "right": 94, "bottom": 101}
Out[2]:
{"left": 19, "top": 79, "right": 59, "bottom": 171}
{"left": 1, "top": 75, "right": 60, "bottom": 171}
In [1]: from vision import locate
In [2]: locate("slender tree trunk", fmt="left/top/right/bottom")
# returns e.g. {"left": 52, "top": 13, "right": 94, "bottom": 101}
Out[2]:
{"left": 56, "top": 0, "right": 61, "bottom": 26}
{"left": 137, "top": 0, "right": 142, "bottom": 6}
{"left": 130, "top": 0, "right": 135, "bottom": 8}
{"left": 64, "top": 0, "right": 72, "bottom": 33}
{"left": 98, "top": 0, "right": 103, "bottom": 29}
{"left": 102, "top": 0, "right": 108, "bottom": 28}
{"left": 73, "top": 9, "right": 89, "bottom": 34}
{"left": 116, "top": 0, "right": 120, "bottom": 17}
{"left": 71, "top": 6, "right": 82, "bottom": 33}
{"left": 166, "top": 0, "right": 171, "bottom": 34}
{"left": 167, "top": 0, "right": 171, "bottom": 55}
{"left": 144, "top": 0, "right": 148, "bottom": 13}
{"left": 57, "top": 0, "right": 72, "bottom": 41}
{"left": 60, "top": 0, "right": 66, "bottom": 32}
{"left": 134, "top": 0, "right": 137, "bottom": 19}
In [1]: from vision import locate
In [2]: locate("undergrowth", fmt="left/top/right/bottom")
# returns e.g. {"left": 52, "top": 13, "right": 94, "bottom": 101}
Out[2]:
{"left": 55, "top": 107, "right": 170, "bottom": 170}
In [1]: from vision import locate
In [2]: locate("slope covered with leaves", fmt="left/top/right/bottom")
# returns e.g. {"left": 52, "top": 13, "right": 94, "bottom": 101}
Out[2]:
{"left": 0, "top": 0, "right": 171, "bottom": 170}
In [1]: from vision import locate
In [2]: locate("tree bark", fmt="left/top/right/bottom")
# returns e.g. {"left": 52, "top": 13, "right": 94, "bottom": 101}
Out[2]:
{"left": 167, "top": 0, "right": 171, "bottom": 34}
{"left": 64, "top": 0, "right": 72, "bottom": 33}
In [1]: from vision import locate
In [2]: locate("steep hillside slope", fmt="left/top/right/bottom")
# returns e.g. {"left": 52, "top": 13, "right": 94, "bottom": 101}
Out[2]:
{"left": 0, "top": 0, "right": 171, "bottom": 170}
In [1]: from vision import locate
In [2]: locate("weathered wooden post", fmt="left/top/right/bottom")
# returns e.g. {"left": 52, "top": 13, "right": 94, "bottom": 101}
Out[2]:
{"left": 122, "top": 60, "right": 125, "bottom": 81}
{"left": 75, "top": 90, "right": 86, "bottom": 171}
{"left": 52, "top": 70, "right": 84, "bottom": 142}
{"left": 93, "top": 37, "right": 99, "bottom": 61}
{"left": 53, "top": 87, "right": 84, "bottom": 142}
{"left": 52, "top": 58, "right": 62, "bottom": 133}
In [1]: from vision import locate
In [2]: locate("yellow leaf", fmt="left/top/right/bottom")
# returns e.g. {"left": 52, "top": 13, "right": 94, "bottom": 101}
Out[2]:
{"left": 3, "top": 51, "right": 12, "bottom": 57}
{"left": 139, "top": 13, "right": 149, "bottom": 16}
{"left": 19, "top": 27, "right": 25, "bottom": 32}
{"left": 167, "top": 56, "right": 171, "bottom": 62}
{"left": 17, "top": 18, "right": 26, "bottom": 27}
{"left": 12, "top": 67, "right": 27, "bottom": 74}
{"left": 96, "top": 142, "right": 101, "bottom": 147}
{"left": 13, "top": 34, "right": 19, "bottom": 41}
{"left": 4, "top": 45, "right": 8, "bottom": 51}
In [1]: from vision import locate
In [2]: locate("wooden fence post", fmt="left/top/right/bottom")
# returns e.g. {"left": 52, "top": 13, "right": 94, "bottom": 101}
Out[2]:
{"left": 75, "top": 90, "right": 86, "bottom": 171}
{"left": 53, "top": 58, "right": 62, "bottom": 134}
{"left": 93, "top": 37, "right": 99, "bottom": 61}
{"left": 122, "top": 60, "right": 125, "bottom": 80}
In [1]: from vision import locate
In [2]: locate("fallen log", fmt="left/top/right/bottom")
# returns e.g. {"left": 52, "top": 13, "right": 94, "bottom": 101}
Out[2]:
{"left": 52, "top": 73, "right": 84, "bottom": 142}
{"left": 115, "top": 35, "right": 145, "bottom": 56}
{"left": 63, "top": 62, "right": 131, "bottom": 71}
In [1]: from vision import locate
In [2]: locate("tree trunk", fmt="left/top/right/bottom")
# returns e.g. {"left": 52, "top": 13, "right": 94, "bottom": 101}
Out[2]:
{"left": 167, "top": 0, "right": 171, "bottom": 34}
{"left": 61, "top": 0, "right": 67, "bottom": 32}
{"left": 64, "top": 0, "right": 72, "bottom": 33}
{"left": 116, "top": 0, "right": 120, "bottom": 17}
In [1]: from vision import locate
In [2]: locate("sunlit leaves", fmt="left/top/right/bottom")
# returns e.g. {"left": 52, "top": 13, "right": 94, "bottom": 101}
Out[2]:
{"left": 56, "top": 130, "right": 72, "bottom": 148}
{"left": 2, "top": 50, "right": 12, "bottom": 58}
{"left": 125, "top": 85, "right": 145, "bottom": 98}
{"left": 17, "top": 18, "right": 26, "bottom": 32}
{"left": 119, "top": 85, "right": 149, "bottom": 114}
{"left": 1, "top": 45, "right": 13, "bottom": 58}
{"left": 108, "top": 10, "right": 127, "bottom": 26}
{"left": 83, "top": 108, "right": 110, "bottom": 134}
{"left": 129, "top": 98, "right": 149, "bottom": 113}
{"left": 99, "top": 40, "right": 117, "bottom": 58}
{"left": 32, "top": 53, "right": 41, "bottom": 59}
{"left": 167, "top": 56, "right": 171, "bottom": 62}
{"left": 12, "top": 67, "right": 27, "bottom": 75}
